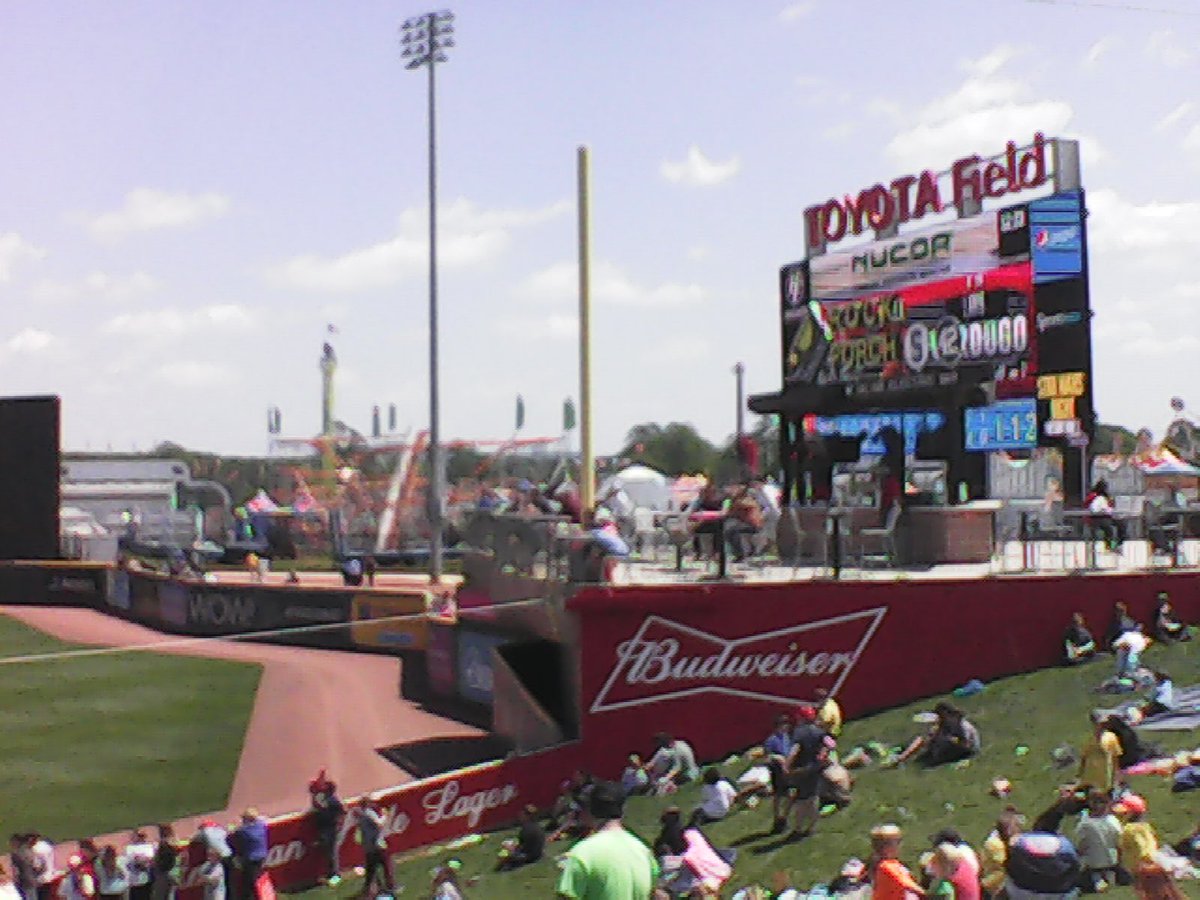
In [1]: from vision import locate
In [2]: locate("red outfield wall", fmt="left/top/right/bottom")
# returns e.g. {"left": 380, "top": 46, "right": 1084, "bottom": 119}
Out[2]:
{"left": 192, "top": 571, "right": 1197, "bottom": 894}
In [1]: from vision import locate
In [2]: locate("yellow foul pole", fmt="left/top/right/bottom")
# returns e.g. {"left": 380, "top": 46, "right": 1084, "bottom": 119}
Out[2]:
{"left": 577, "top": 145, "right": 595, "bottom": 517}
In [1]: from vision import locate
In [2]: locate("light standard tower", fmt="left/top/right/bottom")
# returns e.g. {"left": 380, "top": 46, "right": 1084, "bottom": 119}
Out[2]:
{"left": 402, "top": 10, "right": 454, "bottom": 582}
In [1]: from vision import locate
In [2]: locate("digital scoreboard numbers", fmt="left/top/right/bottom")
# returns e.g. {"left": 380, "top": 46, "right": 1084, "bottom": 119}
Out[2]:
{"left": 964, "top": 398, "right": 1038, "bottom": 451}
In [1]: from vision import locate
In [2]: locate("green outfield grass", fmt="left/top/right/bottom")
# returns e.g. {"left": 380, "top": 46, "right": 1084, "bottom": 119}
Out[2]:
{"left": 295, "top": 636, "right": 1200, "bottom": 899}
{"left": 0, "top": 613, "right": 262, "bottom": 839}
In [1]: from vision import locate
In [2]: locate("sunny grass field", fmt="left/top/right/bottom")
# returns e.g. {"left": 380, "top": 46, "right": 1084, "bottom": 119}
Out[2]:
{"left": 296, "top": 637, "right": 1200, "bottom": 900}
{"left": 0, "top": 613, "right": 261, "bottom": 839}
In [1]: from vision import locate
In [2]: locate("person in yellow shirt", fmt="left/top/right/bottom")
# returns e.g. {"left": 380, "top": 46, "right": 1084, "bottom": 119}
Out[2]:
{"left": 816, "top": 688, "right": 843, "bottom": 737}
{"left": 980, "top": 808, "right": 1023, "bottom": 898}
{"left": 1077, "top": 712, "right": 1123, "bottom": 793}
{"left": 1112, "top": 794, "right": 1182, "bottom": 899}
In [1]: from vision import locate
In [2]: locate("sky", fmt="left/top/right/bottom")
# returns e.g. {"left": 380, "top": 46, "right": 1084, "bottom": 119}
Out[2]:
{"left": 2, "top": 0, "right": 1199, "bottom": 457}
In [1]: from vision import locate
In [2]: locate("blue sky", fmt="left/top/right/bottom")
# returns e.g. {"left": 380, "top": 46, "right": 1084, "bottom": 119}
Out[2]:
{"left": 1, "top": 0, "right": 1198, "bottom": 455}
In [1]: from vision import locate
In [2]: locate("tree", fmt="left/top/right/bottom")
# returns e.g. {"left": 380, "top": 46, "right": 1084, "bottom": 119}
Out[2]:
{"left": 621, "top": 422, "right": 718, "bottom": 477}
{"left": 1093, "top": 422, "right": 1138, "bottom": 455}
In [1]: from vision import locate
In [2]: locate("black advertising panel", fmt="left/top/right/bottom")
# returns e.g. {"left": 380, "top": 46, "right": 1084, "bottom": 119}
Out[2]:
{"left": 0, "top": 396, "right": 61, "bottom": 560}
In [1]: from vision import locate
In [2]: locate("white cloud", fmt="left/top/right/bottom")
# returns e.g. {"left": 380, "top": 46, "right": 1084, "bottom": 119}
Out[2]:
{"left": 1082, "top": 37, "right": 1118, "bottom": 70}
{"left": 5, "top": 327, "right": 56, "bottom": 354}
{"left": 778, "top": 1, "right": 815, "bottom": 23}
{"left": 518, "top": 260, "right": 706, "bottom": 308}
{"left": 660, "top": 145, "right": 741, "bottom": 187}
{"left": 961, "top": 44, "right": 1024, "bottom": 77}
{"left": 102, "top": 303, "right": 256, "bottom": 337}
{"left": 266, "top": 198, "right": 569, "bottom": 293}
{"left": 1156, "top": 101, "right": 1195, "bottom": 132}
{"left": 156, "top": 361, "right": 234, "bottom": 388}
{"left": 687, "top": 245, "right": 709, "bottom": 262}
{"left": 30, "top": 270, "right": 160, "bottom": 303}
{"left": 884, "top": 45, "right": 1103, "bottom": 172}
{"left": 1086, "top": 188, "right": 1200, "bottom": 258}
{"left": 1146, "top": 30, "right": 1193, "bottom": 68}
{"left": 1184, "top": 122, "right": 1200, "bottom": 157}
{"left": 74, "top": 188, "right": 231, "bottom": 240}
{"left": 0, "top": 232, "right": 46, "bottom": 283}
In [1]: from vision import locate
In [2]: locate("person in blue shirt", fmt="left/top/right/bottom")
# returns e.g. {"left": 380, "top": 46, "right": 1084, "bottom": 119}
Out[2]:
{"left": 760, "top": 714, "right": 797, "bottom": 833}
{"left": 231, "top": 809, "right": 268, "bottom": 900}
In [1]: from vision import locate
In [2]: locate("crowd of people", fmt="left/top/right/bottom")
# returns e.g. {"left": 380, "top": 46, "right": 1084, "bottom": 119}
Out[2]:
{"left": 5, "top": 813, "right": 268, "bottom": 900}
{"left": 6, "top": 594, "right": 1196, "bottom": 900}
{"left": 524, "top": 594, "right": 1197, "bottom": 899}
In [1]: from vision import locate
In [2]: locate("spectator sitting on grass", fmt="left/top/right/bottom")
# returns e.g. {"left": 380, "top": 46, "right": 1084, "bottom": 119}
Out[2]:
{"left": 981, "top": 808, "right": 1024, "bottom": 898}
{"left": 621, "top": 755, "right": 649, "bottom": 797}
{"left": 1112, "top": 627, "right": 1150, "bottom": 680}
{"left": 430, "top": 859, "right": 465, "bottom": 900}
{"left": 691, "top": 768, "right": 738, "bottom": 826}
{"left": 654, "top": 809, "right": 734, "bottom": 898}
{"left": 935, "top": 829, "right": 980, "bottom": 900}
{"left": 647, "top": 733, "right": 700, "bottom": 792}
{"left": 926, "top": 844, "right": 970, "bottom": 900}
{"left": 496, "top": 806, "right": 544, "bottom": 872}
{"left": 888, "top": 703, "right": 980, "bottom": 768}
{"left": 1105, "top": 602, "right": 1138, "bottom": 650}
{"left": 1063, "top": 613, "right": 1097, "bottom": 666}
{"left": 1112, "top": 795, "right": 1182, "bottom": 900}
{"left": 1002, "top": 830, "right": 1081, "bottom": 900}
{"left": 1141, "top": 670, "right": 1176, "bottom": 720}
{"left": 653, "top": 807, "right": 688, "bottom": 864}
{"left": 547, "top": 771, "right": 594, "bottom": 842}
{"left": 1152, "top": 594, "right": 1189, "bottom": 644}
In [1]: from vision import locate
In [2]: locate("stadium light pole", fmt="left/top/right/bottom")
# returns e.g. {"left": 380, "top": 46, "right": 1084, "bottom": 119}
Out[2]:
{"left": 402, "top": 10, "right": 454, "bottom": 582}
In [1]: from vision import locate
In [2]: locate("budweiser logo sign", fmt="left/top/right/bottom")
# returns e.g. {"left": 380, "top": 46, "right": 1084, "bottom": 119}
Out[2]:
{"left": 590, "top": 608, "right": 886, "bottom": 713}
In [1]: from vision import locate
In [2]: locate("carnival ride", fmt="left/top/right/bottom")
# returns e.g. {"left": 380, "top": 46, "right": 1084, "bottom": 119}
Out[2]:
{"left": 263, "top": 430, "right": 565, "bottom": 557}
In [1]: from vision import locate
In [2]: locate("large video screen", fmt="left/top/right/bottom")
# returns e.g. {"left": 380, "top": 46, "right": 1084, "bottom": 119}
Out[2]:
{"left": 781, "top": 190, "right": 1092, "bottom": 451}
{"left": 786, "top": 262, "right": 1033, "bottom": 397}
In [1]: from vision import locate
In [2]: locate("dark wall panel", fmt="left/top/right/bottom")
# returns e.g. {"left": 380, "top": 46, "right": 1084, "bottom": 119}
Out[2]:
{"left": 0, "top": 396, "right": 60, "bottom": 560}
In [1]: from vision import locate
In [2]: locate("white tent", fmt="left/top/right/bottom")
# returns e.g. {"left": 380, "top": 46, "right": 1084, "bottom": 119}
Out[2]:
{"left": 598, "top": 464, "right": 671, "bottom": 511}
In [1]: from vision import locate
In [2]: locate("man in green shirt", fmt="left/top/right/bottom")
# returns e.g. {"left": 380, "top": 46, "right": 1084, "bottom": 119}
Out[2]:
{"left": 556, "top": 780, "right": 658, "bottom": 900}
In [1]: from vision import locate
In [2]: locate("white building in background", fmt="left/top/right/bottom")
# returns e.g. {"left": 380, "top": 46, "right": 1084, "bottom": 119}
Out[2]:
{"left": 61, "top": 458, "right": 233, "bottom": 554}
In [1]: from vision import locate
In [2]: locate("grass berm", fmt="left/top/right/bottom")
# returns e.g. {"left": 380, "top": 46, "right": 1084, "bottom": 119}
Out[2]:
{"left": 295, "top": 635, "right": 1200, "bottom": 899}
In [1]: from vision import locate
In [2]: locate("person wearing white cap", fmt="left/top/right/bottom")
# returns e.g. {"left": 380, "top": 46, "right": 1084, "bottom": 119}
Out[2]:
{"left": 56, "top": 857, "right": 93, "bottom": 900}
